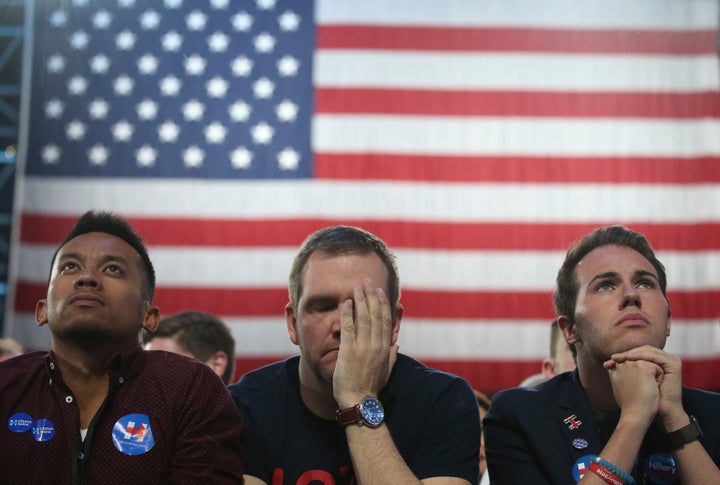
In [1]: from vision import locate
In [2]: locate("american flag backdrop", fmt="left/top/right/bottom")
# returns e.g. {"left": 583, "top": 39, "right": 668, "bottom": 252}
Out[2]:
{"left": 6, "top": 0, "right": 720, "bottom": 394}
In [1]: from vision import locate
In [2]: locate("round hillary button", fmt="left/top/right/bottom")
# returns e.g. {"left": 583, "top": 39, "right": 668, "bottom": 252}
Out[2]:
{"left": 645, "top": 453, "right": 677, "bottom": 485}
{"left": 32, "top": 418, "right": 56, "bottom": 442}
{"left": 8, "top": 412, "right": 33, "bottom": 433}
{"left": 112, "top": 413, "right": 155, "bottom": 456}
{"left": 572, "top": 454, "right": 597, "bottom": 483}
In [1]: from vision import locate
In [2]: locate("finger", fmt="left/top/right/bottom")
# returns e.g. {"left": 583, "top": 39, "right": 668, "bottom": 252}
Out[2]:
{"left": 375, "top": 287, "right": 393, "bottom": 345}
{"left": 603, "top": 359, "right": 617, "bottom": 370}
{"left": 340, "top": 298, "right": 356, "bottom": 345}
{"left": 611, "top": 346, "right": 674, "bottom": 369}
{"left": 353, "top": 283, "right": 372, "bottom": 344}
{"left": 389, "top": 344, "right": 399, "bottom": 369}
{"left": 361, "top": 279, "right": 383, "bottom": 344}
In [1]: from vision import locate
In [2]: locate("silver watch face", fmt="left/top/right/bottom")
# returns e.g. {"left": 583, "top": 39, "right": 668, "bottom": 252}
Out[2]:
{"left": 359, "top": 395, "right": 384, "bottom": 427}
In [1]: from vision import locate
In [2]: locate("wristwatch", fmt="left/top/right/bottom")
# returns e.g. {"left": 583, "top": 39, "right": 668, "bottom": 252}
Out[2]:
{"left": 662, "top": 415, "right": 703, "bottom": 449}
{"left": 336, "top": 395, "right": 385, "bottom": 428}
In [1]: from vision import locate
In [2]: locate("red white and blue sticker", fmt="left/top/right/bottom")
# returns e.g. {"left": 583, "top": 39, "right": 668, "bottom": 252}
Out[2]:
{"left": 564, "top": 414, "right": 583, "bottom": 430}
{"left": 31, "top": 418, "right": 56, "bottom": 442}
{"left": 645, "top": 453, "right": 678, "bottom": 485}
{"left": 572, "top": 438, "right": 589, "bottom": 450}
{"left": 8, "top": 412, "right": 33, "bottom": 433}
{"left": 112, "top": 413, "right": 155, "bottom": 456}
{"left": 572, "top": 454, "right": 598, "bottom": 483}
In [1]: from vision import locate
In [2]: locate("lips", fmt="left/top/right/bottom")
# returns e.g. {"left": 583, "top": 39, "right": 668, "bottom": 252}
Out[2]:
{"left": 68, "top": 292, "right": 105, "bottom": 306}
{"left": 617, "top": 313, "right": 649, "bottom": 326}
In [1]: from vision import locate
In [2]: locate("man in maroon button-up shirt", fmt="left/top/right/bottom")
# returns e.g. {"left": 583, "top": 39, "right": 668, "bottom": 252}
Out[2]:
{"left": 1, "top": 210, "right": 244, "bottom": 484}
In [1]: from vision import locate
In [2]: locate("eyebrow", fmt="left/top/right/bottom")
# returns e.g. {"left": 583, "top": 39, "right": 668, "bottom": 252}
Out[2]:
{"left": 589, "top": 269, "right": 659, "bottom": 286}
{"left": 57, "top": 252, "right": 131, "bottom": 268}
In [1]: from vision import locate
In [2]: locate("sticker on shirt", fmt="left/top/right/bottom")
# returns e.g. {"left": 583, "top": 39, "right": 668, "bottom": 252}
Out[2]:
{"left": 645, "top": 453, "right": 678, "bottom": 485}
{"left": 112, "top": 413, "right": 155, "bottom": 456}
{"left": 32, "top": 418, "right": 56, "bottom": 442}
{"left": 8, "top": 412, "right": 33, "bottom": 433}
{"left": 572, "top": 438, "right": 589, "bottom": 450}
{"left": 564, "top": 414, "right": 582, "bottom": 430}
{"left": 572, "top": 454, "right": 597, "bottom": 483}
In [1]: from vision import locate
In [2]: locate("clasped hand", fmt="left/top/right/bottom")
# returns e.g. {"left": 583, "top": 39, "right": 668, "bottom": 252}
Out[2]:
{"left": 604, "top": 345, "right": 686, "bottom": 431}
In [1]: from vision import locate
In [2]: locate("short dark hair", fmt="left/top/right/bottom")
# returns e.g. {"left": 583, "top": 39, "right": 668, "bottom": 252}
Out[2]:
{"left": 288, "top": 225, "right": 400, "bottom": 315}
{"left": 51, "top": 210, "right": 156, "bottom": 301}
{"left": 142, "top": 311, "right": 236, "bottom": 384}
{"left": 554, "top": 225, "right": 669, "bottom": 325}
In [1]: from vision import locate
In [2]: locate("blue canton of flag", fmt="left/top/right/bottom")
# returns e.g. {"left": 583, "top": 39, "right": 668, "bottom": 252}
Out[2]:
{"left": 28, "top": 0, "right": 314, "bottom": 179}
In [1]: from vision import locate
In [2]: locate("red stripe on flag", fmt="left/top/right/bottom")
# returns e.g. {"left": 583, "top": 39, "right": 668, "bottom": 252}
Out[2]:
{"left": 231, "top": 357, "right": 720, "bottom": 393}
{"left": 316, "top": 89, "right": 720, "bottom": 118}
{"left": 318, "top": 26, "right": 717, "bottom": 54}
{"left": 315, "top": 154, "right": 720, "bottom": 184}
{"left": 14, "top": 283, "right": 720, "bottom": 321}
{"left": 20, "top": 214, "right": 720, "bottom": 251}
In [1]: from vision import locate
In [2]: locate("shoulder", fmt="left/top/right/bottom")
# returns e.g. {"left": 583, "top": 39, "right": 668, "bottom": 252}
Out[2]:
{"left": 143, "top": 349, "right": 214, "bottom": 374}
{"left": 0, "top": 351, "right": 45, "bottom": 369}
{"left": 0, "top": 351, "right": 47, "bottom": 385}
{"left": 392, "top": 353, "right": 470, "bottom": 389}
{"left": 142, "top": 350, "right": 228, "bottom": 392}
{"left": 489, "top": 371, "right": 576, "bottom": 415}
{"left": 228, "top": 357, "right": 296, "bottom": 403}
{"left": 682, "top": 386, "right": 720, "bottom": 404}
{"left": 681, "top": 387, "right": 720, "bottom": 422}
{"left": 385, "top": 354, "right": 477, "bottom": 411}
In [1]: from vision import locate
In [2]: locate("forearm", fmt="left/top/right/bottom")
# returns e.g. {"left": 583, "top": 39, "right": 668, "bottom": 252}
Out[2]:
{"left": 579, "top": 414, "right": 648, "bottom": 484}
{"left": 673, "top": 430, "right": 720, "bottom": 484}
{"left": 345, "top": 424, "right": 422, "bottom": 485}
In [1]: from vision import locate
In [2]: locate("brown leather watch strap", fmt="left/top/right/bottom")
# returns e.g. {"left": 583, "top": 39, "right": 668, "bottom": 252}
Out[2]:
{"left": 336, "top": 404, "right": 362, "bottom": 426}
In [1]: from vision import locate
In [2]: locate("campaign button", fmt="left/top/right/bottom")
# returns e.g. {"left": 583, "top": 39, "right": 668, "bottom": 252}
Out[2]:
{"left": 572, "top": 454, "right": 597, "bottom": 483}
{"left": 645, "top": 453, "right": 677, "bottom": 485}
{"left": 572, "top": 438, "right": 589, "bottom": 450}
{"left": 32, "top": 418, "right": 56, "bottom": 442}
{"left": 8, "top": 412, "right": 33, "bottom": 433}
{"left": 112, "top": 413, "right": 155, "bottom": 456}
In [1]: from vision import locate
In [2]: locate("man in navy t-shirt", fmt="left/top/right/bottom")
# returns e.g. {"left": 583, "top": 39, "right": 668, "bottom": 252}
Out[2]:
{"left": 229, "top": 225, "right": 479, "bottom": 485}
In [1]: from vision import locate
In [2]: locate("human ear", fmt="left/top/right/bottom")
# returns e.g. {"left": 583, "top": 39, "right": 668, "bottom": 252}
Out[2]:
{"left": 285, "top": 302, "right": 299, "bottom": 345}
{"left": 558, "top": 315, "right": 578, "bottom": 345}
{"left": 206, "top": 351, "right": 228, "bottom": 379}
{"left": 35, "top": 299, "right": 49, "bottom": 326}
{"left": 141, "top": 303, "right": 160, "bottom": 332}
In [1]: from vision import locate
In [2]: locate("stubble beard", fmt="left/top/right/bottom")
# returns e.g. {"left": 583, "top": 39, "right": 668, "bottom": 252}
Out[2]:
{"left": 307, "top": 352, "right": 336, "bottom": 385}
{"left": 52, "top": 319, "right": 113, "bottom": 347}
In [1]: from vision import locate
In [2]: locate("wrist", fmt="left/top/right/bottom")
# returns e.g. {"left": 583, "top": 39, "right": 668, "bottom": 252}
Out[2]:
{"left": 334, "top": 392, "right": 369, "bottom": 410}
{"left": 661, "top": 415, "right": 702, "bottom": 450}
{"left": 617, "top": 410, "right": 654, "bottom": 433}
{"left": 659, "top": 410, "right": 690, "bottom": 433}
{"left": 336, "top": 395, "right": 385, "bottom": 428}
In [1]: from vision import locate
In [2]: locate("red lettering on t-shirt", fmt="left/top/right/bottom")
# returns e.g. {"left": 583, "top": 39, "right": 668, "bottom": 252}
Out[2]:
{"left": 271, "top": 467, "right": 357, "bottom": 485}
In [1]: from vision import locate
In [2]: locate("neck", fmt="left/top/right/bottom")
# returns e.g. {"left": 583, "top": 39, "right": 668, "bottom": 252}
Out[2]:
{"left": 297, "top": 358, "right": 338, "bottom": 420}
{"left": 51, "top": 341, "right": 115, "bottom": 429}
{"left": 576, "top": 353, "right": 618, "bottom": 412}
{"left": 52, "top": 339, "right": 119, "bottom": 378}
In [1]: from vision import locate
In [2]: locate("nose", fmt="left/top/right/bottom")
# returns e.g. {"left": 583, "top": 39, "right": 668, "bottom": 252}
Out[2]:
{"left": 621, "top": 284, "right": 641, "bottom": 309}
{"left": 331, "top": 308, "right": 342, "bottom": 341}
{"left": 73, "top": 268, "right": 100, "bottom": 289}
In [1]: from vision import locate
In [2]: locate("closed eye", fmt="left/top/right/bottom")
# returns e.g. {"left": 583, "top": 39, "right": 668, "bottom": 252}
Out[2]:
{"left": 304, "top": 297, "right": 339, "bottom": 314}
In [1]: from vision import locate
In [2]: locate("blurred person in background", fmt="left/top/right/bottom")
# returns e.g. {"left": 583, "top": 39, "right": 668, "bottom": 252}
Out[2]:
{"left": 0, "top": 337, "right": 24, "bottom": 362}
{"left": 143, "top": 310, "right": 236, "bottom": 384}
{"left": 518, "top": 319, "right": 576, "bottom": 388}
